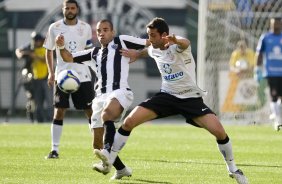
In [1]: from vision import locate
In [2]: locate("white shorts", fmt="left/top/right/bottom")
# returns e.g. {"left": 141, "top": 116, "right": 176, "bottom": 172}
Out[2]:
{"left": 90, "top": 89, "right": 134, "bottom": 129}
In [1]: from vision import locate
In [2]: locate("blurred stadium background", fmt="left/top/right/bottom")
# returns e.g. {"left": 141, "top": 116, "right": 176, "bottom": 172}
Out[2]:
{"left": 0, "top": 0, "right": 281, "bottom": 124}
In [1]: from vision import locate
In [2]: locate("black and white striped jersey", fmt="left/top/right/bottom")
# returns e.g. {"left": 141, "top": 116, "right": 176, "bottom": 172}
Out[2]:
{"left": 72, "top": 35, "right": 146, "bottom": 95}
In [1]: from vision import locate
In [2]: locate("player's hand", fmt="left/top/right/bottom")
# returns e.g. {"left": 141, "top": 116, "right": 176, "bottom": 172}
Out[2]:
{"left": 120, "top": 48, "right": 139, "bottom": 63}
{"left": 163, "top": 34, "right": 177, "bottom": 48}
{"left": 254, "top": 66, "right": 263, "bottom": 82}
{"left": 55, "top": 34, "right": 65, "bottom": 47}
{"left": 47, "top": 73, "right": 55, "bottom": 87}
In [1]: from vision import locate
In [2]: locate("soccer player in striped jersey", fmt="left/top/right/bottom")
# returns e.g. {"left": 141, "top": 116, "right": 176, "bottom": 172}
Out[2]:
{"left": 55, "top": 19, "right": 149, "bottom": 180}
{"left": 94, "top": 17, "right": 249, "bottom": 184}
{"left": 44, "top": 0, "right": 95, "bottom": 159}
{"left": 255, "top": 17, "right": 282, "bottom": 131}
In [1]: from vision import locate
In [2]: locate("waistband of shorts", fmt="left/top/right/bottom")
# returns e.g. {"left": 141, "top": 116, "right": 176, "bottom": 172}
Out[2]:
{"left": 96, "top": 87, "right": 131, "bottom": 96}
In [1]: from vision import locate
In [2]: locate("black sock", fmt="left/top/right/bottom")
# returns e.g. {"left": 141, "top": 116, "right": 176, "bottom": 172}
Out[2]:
{"left": 113, "top": 156, "right": 125, "bottom": 170}
{"left": 103, "top": 120, "right": 115, "bottom": 152}
{"left": 88, "top": 119, "right": 91, "bottom": 125}
{"left": 53, "top": 119, "right": 63, "bottom": 126}
{"left": 118, "top": 126, "right": 131, "bottom": 136}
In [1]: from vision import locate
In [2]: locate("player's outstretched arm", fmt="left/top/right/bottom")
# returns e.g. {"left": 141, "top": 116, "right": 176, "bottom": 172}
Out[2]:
{"left": 120, "top": 48, "right": 148, "bottom": 63}
{"left": 164, "top": 34, "right": 190, "bottom": 50}
{"left": 55, "top": 34, "right": 74, "bottom": 63}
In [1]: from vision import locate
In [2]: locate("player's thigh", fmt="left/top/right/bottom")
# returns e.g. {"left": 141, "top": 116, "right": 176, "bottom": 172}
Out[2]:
{"left": 102, "top": 98, "right": 124, "bottom": 120}
{"left": 54, "top": 84, "right": 70, "bottom": 108}
{"left": 124, "top": 106, "right": 157, "bottom": 129}
{"left": 193, "top": 114, "right": 226, "bottom": 139}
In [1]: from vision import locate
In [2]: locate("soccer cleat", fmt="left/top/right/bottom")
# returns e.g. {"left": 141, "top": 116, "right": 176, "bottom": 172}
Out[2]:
{"left": 92, "top": 162, "right": 110, "bottom": 175}
{"left": 94, "top": 149, "right": 112, "bottom": 173}
{"left": 110, "top": 166, "right": 132, "bottom": 180}
{"left": 274, "top": 121, "right": 282, "bottom": 131}
{"left": 45, "top": 150, "right": 59, "bottom": 159}
{"left": 229, "top": 169, "right": 248, "bottom": 184}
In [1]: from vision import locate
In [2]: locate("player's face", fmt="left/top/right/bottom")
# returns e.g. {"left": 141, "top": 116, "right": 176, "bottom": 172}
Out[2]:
{"left": 62, "top": 3, "right": 78, "bottom": 20}
{"left": 96, "top": 22, "right": 115, "bottom": 47}
{"left": 147, "top": 28, "right": 166, "bottom": 49}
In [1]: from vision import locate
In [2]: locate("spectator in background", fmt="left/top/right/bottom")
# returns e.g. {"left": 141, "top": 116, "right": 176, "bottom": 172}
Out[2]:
{"left": 29, "top": 32, "right": 53, "bottom": 123}
{"left": 229, "top": 40, "right": 255, "bottom": 78}
{"left": 222, "top": 39, "right": 262, "bottom": 114}
{"left": 15, "top": 32, "right": 53, "bottom": 123}
{"left": 255, "top": 17, "right": 282, "bottom": 131}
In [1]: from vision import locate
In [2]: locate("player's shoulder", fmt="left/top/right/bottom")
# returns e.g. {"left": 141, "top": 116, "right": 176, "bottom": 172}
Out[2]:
{"left": 77, "top": 20, "right": 91, "bottom": 27}
{"left": 49, "top": 19, "right": 64, "bottom": 29}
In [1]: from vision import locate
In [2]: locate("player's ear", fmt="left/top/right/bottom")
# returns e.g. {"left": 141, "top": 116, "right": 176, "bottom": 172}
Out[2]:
{"left": 162, "top": 32, "right": 168, "bottom": 37}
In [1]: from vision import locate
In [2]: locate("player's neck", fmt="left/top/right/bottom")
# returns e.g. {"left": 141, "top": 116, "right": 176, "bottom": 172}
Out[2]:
{"left": 63, "top": 18, "right": 78, "bottom": 26}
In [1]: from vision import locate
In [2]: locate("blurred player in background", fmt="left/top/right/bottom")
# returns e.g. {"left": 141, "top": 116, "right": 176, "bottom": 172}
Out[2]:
{"left": 43, "top": 0, "right": 95, "bottom": 159}
{"left": 255, "top": 17, "right": 282, "bottom": 131}
{"left": 56, "top": 19, "right": 149, "bottom": 180}
{"left": 94, "top": 17, "right": 248, "bottom": 184}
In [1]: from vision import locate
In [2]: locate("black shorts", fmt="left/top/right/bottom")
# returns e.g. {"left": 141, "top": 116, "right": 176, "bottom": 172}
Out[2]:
{"left": 267, "top": 77, "right": 282, "bottom": 101}
{"left": 139, "top": 92, "right": 215, "bottom": 127}
{"left": 54, "top": 81, "right": 94, "bottom": 109}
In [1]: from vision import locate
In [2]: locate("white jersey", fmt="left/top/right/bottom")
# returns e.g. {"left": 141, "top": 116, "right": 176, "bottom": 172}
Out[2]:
{"left": 72, "top": 35, "right": 147, "bottom": 95}
{"left": 147, "top": 37, "right": 206, "bottom": 99}
{"left": 43, "top": 19, "right": 93, "bottom": 82}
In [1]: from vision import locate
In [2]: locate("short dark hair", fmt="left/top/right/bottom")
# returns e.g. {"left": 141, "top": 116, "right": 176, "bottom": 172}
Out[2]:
{"left": 63, "top": 0, "right": 79, "bottom": 8}
{"left": 98, "top": 19, "right": 114, "bottom": 30}
{"left": 146, "top": 17, "right": 169, "bottom": 35}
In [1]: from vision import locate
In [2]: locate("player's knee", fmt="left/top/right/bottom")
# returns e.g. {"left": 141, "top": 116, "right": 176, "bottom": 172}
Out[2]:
{"left": 123, "top": 117, "right": 136, "bottom": 131}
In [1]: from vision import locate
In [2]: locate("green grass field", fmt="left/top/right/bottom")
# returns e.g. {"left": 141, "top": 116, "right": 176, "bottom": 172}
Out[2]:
{"left": 0, "top": 122, "right": 281, "bottom": 184}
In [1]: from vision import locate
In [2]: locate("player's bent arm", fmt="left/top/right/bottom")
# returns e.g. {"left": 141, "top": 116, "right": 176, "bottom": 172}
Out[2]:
{"left": 176, "top": 38, "right": 190, "bottom": 50}
{"left": 121, "top": 48, "right": 148, "bottom": 63}
{"left": 59, "top": 48, "right": 74, "bottom": 63}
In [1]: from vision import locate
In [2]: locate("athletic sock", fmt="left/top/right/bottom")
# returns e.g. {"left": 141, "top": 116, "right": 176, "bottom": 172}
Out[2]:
{"left": 217, "top": 135, "right": 238, "bottom": 173}
{"left": 103, "top": 121, "right": 116, "bottom": 152}
{"left": 51, "top": 119, "right": 63, "bottom": 153}
{"left": 113, "top": 156, "right": 126, "bottom": 170}
{"left": 270, "top": 102, "right": 281, "bottom": 123}
{"left": 88, "top": 119, "right": 92, "bottom": 132}
{"left": 109, "top": 127, "right": 131, "bottom": 164}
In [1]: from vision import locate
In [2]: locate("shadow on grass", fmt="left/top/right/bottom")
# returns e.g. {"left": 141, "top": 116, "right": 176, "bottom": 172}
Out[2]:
{"left": 139, "top": 159, "right": 282, "bottom": 168}
{"left": 119, "top": 178, "right": 173, "bottom": 184}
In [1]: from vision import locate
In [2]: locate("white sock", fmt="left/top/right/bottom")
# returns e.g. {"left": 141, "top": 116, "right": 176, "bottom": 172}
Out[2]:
{"left": 217, "top": 140, "right": 238, "bottom": 173}
{"left": 51, "top": 124, "right": 63, "bottom": 152}
{"left": 110, "top": 131, "right": 129, "bottom": 163}
{"left": 270, "top": 102, "right": 281, "bottom": 123}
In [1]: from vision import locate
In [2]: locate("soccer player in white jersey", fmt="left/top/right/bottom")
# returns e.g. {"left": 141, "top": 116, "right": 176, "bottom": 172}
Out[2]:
{"left": 43, "top": 0, "right": 95, "bottom": 159}
{"left": 94, "top": 17, "right": 249, "bottom": 184}
{"left": 255, "top": 17, "right": 282, "bottom": 131}
{"left": 55, "top": 19, "right": 149, "bottom": 180}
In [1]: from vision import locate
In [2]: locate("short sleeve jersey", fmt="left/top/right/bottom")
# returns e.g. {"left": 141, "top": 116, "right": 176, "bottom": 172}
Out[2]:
{"left": 256, "top": 32, "right": 282, "bottom": 77}
{"left": 43, "top": 19, "right": 93, "bottom": 82}
{"left": 147, "top": 36, "right": 206, "bottom": 99}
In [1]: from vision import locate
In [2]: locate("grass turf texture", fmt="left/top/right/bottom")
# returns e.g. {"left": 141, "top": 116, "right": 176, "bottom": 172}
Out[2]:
{"left": 0, "top": 122, "right": 281, "bottom": 184}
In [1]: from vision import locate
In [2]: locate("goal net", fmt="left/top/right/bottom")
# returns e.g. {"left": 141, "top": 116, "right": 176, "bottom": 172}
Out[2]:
{"left": 197, "top": 0, "right": 282, "bottom": 124}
